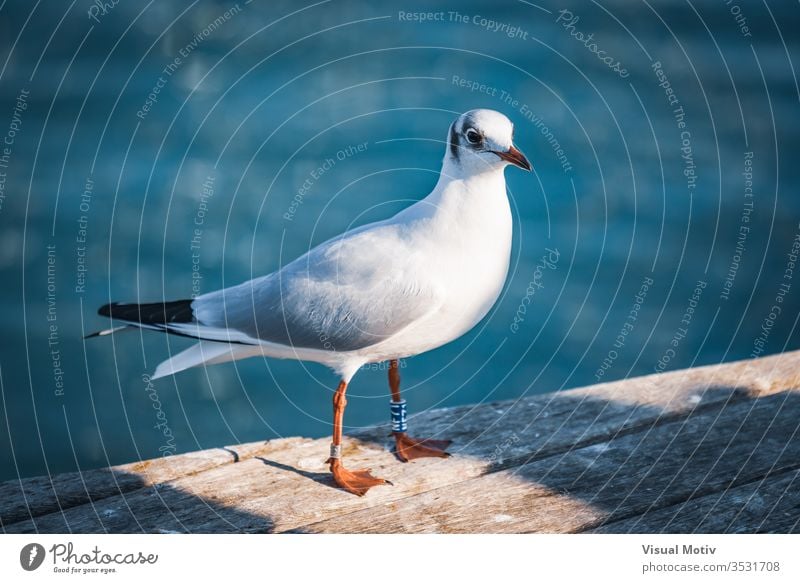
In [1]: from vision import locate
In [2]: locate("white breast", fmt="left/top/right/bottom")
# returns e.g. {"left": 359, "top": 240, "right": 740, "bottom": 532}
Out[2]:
{"left": 361, "top": 169, "right": 513, "bottom": 361}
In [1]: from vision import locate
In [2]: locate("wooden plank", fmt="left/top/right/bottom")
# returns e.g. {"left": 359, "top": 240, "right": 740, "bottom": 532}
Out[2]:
{"left": 3, "top": 350, "right": 799, "bottom": 533}
{"left": 0, "top": 437, "right": 309, "bottom": 528}
{"left": 590, "top": 469, "right": 800, "bottom": 533}
{"left": 5, "top": 438, "right": 394, "bottom": 533}
{"left": 293, "top": 391, "right": 800, "bottom": 533}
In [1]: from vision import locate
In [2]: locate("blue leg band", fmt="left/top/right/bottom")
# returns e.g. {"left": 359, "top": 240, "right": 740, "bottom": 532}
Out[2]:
{"left": 390, "top": 399, "right": 407, "bottom": 433}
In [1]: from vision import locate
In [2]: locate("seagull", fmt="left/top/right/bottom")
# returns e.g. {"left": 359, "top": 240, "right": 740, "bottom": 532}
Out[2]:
{"left": 90, "top": 109, "right": 530, "bottom": 496}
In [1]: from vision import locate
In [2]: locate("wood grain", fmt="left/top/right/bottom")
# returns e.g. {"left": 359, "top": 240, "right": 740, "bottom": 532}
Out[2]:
{"left": 293, "top": 393, "right": 800, "bottom": 533}
{"left": 0, "top": 438, "right": 304, "bottom": 528}
{"left": 591, "top": 469, "right": 800, "bottom": 534}
{"left": 2, "top": 350, "right": 799, "bottom": 533}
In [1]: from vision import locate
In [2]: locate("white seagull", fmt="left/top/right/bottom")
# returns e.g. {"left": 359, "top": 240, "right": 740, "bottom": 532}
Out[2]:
{"left": 91, "top": 109, "right": 530, "bottom": 495}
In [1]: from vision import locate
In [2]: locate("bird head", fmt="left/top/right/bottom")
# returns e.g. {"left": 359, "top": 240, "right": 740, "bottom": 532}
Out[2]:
{"left": 446, "top": 109, "right": 531, "bottom": 175}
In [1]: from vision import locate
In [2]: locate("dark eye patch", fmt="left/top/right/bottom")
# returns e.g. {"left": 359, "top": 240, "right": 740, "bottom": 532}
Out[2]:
{"left": 465, "top": 128, "right": 482, "bottom": 145}
{"left": 449, "top": 122, "right": 459, "bottom": 158}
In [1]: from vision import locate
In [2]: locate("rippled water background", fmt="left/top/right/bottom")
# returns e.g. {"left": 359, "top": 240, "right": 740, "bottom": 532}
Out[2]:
{"left": 1, "top": 0, "right": 798, "bottom": 480}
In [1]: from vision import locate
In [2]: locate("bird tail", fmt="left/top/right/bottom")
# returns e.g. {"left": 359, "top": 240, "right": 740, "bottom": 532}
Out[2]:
{"left": 85, "top": 299, "right": 201, "bottom": 340}
{"left": 83, "top": 325, "right": 134, "bottom": 339}
{"left": 97, "top": 300, "right": 195, "bottom": 325}
{"left": 151, "top": 341, "right": 252, "bottom": 380}
{"left": 89, "top": 298, "right": 261, "bottom": 378}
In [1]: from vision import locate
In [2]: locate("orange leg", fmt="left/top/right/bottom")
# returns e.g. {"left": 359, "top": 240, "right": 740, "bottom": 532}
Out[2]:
{"left": 326, "top": 379, "right": 389, "bottom": 496}
{"left": 389, "top": 360, "right": 451, "bottom": 462}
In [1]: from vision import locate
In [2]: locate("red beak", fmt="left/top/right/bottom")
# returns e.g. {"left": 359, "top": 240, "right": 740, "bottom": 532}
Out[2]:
{"left": 493, "top": 145, "right": 531, "bottom": 171}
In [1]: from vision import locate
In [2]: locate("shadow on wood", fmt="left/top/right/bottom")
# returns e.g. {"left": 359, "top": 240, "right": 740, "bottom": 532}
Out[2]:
{"left": 1, "top": 449, "right": 277, "bottom": 533}
{"left": 2, "top": 351, "right": 799, "bottom": 533}
{"left": 291, "top": 386, "right": 800, "bottom": 533}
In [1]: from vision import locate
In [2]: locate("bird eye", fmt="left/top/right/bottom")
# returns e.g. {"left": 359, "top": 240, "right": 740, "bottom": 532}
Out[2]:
{"left": 465, "top": 129, "right": 482, "bottom": 145}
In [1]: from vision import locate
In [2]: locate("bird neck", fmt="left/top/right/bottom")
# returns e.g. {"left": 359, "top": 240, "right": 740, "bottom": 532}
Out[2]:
{"left": 390, "top": 156, "right": 510, "bottom": 229}
{"left": 439, "top": 150, "right": 505, "bottom": 183}
{"left": 387, "top": 162, "right": 509, "bottom": 238}
{"left": 429, "top": 157, "right": 508, "bottom": 210}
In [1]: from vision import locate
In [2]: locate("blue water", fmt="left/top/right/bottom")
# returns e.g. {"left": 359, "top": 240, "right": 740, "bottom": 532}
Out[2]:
{"left": 1, "top": 0, "right": 799, "bottom": 481}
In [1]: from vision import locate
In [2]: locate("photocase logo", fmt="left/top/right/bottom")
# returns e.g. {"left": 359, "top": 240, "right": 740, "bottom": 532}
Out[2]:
{"left": 19, "top": 543, "right": 46, "bottom": 571}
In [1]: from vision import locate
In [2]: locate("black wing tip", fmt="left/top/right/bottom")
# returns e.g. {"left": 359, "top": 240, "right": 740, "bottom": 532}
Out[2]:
{"left": 97, "top": 300, "right": 194, "bottom": 325}
{"left": 84, "top": 324, "right": 132, "bottom": 340}
{"left": 97, "top": 302, "right": 116, "bottom": 317}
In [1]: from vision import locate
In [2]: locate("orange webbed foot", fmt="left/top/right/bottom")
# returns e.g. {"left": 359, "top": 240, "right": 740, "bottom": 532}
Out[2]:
{"left": 328, "top": 458, "right": 391, "bottom": 496}
{"left": 393, "top": 432, "right": 452, "bottom": 462}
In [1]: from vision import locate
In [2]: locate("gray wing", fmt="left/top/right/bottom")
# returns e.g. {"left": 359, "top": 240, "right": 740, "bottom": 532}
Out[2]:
{"left": 191, "top": 223, "right": 440, "bottom": 351}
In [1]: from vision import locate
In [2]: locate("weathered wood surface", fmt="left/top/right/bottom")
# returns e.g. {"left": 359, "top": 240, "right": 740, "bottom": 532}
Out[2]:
{"left": 2, "top": 351, "right": 799, "bottom": 533}
{"left": 0, "top": 441, "right": 280, "bottom": 528}
{"left": 591, "top": 469, "right": 800, "bottom": 534}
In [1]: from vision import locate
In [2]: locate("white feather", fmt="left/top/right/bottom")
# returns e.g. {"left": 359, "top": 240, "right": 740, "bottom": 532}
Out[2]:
{"left": 151, "top": 341, "right": 254, "bottom": 380}
{"left": 141, "top": 109, "right": 524, "bottom": 381}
